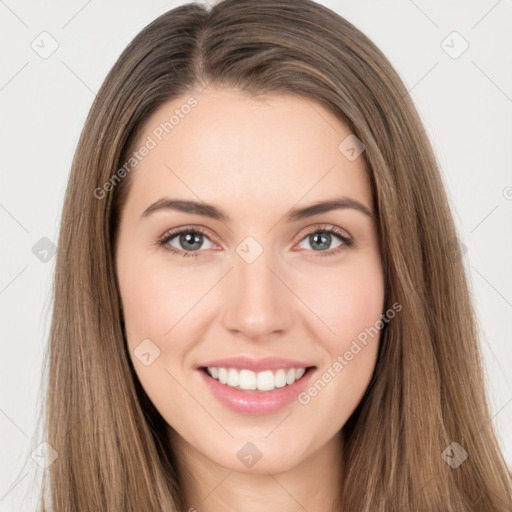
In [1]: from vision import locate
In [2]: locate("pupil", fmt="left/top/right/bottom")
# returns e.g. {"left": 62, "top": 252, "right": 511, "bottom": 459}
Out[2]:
{"left": 311, "top": 232, "right": 330, "bottom": 251}
{"left": 181, "top": 232, "right": 202, "bottom": 250}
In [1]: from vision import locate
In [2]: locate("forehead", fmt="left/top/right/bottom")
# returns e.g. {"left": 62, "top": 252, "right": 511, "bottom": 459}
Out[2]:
{"left": 125, "top": 87, "right": 372, "bottom": 222}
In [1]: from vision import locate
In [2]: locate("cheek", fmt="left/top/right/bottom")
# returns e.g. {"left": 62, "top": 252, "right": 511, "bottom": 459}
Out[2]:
{"left": 299, "top": 254, "right": 385, "bottom": 351}
{"left": 294, "top": 256, "right": 385, "bottom": 422}
{"left": 117, "top": 254, "right": 195, "bottom": 418}
{"left": 117, "top": 251, "right": 197, "bottom": 339}
{"left": 117, "top": 250, "right": 213, "bottom": 391}
{"left": 118, "top": 264, "right": 167, "bottom": 338}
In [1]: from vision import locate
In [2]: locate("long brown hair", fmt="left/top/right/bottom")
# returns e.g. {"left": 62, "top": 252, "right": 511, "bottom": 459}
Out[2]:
{"left": 30, "top": 0, "right": 512, "bottom": 509}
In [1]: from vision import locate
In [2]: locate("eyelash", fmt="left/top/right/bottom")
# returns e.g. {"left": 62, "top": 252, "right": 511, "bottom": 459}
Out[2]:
{"left": 156, "top": 224, "right": 353, "bottom": 259}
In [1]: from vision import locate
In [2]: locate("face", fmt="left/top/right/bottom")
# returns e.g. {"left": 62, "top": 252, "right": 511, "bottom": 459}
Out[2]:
{"left": 115, "top": 87, "right": 385, "bottom": 474}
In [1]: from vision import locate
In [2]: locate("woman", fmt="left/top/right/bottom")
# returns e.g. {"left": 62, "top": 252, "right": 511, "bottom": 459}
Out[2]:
{"left": 36, "top": 0, "right": 512, "bottom": 510}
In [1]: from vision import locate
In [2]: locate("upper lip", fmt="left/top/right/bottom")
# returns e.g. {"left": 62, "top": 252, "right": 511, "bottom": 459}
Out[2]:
{"left": 198, "top": 356, "right": 315, "bottom": 372}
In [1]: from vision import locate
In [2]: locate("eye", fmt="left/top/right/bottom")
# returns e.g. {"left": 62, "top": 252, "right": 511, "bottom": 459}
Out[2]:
{"left": 157, "top": 227, "right": 216, "bottom": 258}
{"left": 296, "top": 224, "right": 353, "bottom": 257}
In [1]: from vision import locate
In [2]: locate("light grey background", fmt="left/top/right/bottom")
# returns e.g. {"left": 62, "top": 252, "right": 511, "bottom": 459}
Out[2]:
{"left": 1, "top": 0, "right": 511, "bottom": 509}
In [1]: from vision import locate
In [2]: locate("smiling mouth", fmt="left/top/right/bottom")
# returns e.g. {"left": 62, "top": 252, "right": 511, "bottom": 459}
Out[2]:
{"left": 200, "top": 366, "right": 316, "bottom": 392}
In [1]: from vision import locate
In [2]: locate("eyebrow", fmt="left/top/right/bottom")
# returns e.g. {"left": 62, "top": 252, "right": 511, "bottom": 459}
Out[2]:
{"left": 141, "top": 197, "right": 374, "bottom": 223}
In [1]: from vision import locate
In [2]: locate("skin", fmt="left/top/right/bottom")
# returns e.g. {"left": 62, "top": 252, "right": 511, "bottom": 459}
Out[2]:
{"left": 115, "top": 87, "right": 385, "bottom": 511}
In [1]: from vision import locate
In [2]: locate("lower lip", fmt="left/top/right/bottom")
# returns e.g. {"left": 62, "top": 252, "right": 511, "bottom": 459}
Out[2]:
{"left": 198, "top": 367, "right": 316, "bottom": 415}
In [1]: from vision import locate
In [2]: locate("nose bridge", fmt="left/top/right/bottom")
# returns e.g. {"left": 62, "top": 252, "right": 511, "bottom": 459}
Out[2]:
{"left": 221, "top": 240, "right": 293, "bottom": 338}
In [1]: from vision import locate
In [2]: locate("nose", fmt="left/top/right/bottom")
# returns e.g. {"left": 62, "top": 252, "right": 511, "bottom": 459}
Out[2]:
{"left": 220, "top": 247, "right": 295, "bottom": 341}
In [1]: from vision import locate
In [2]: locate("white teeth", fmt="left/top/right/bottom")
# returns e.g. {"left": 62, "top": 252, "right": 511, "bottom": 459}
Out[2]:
{"left": 257, "top": 370, "right": 275, "bottom": 391}
{"left": 274, "top": 369, "right": 287, "bottom": 388}
{"left": 296, "top": 368, "right": 305, "bottom": 379}
{"left": 239, "top": 369, "right": 256, "bottom": 390}
{"left": 227, "top": 368, "right": 239, "bottom": 387}
{"left": 206, "top": 366, "right": 309, "bottom": 391}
